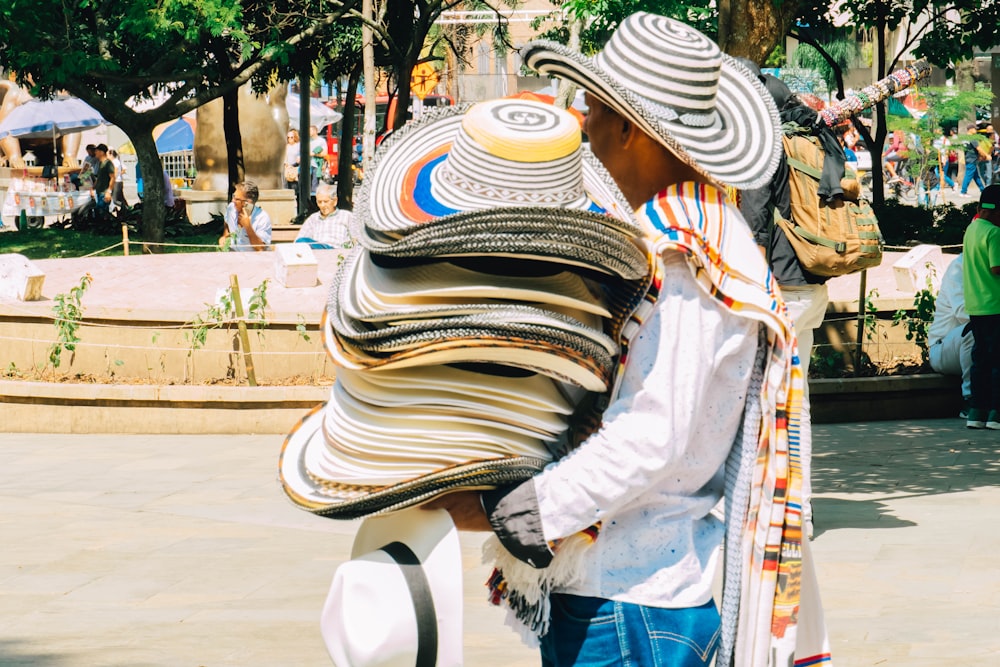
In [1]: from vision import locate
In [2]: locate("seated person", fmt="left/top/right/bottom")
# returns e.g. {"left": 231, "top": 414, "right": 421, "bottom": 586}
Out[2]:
{"left": 928, "top": 253, "right": 973, "bottom": 416}
{"left": 884, "top": 130, "right": 908, "bottom": 180}
{"left": 295, "top": 182, "right": 354, "bottom": 250}
{"left": 219, "top": 181, "right": 271, "bottom": 252}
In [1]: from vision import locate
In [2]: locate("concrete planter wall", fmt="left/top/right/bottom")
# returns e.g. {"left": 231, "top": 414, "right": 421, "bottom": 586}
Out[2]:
{"left": 810, "top": 373, "right": 963, "bottom": 423}
{"left": 0, "top": 380, "right": 328, "bottom": 434}
{"left": 1, "top": 373, "right": 963, "bottom": 434}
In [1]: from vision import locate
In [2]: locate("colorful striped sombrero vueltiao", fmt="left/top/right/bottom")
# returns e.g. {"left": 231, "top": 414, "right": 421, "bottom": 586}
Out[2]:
{"left": 521, "top": 12, "right": 782, "bottom": 190}
{"left": 356, "top": 98, "right": 637, "bottom": 236}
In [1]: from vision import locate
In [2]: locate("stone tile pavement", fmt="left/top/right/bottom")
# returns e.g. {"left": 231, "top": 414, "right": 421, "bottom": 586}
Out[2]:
{"left": 0, "top": 419, "right": 998, "bottom": 666}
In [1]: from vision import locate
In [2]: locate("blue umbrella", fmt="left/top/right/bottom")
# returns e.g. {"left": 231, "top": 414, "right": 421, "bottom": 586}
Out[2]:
{"left": 0, "top": 96, "right": 105, "bottom": 140}
{"left": 155, "top": 118, "right": 194, "bottom": 153}
{"left": 0, "top": 96, "right": 105, "bottom": 165}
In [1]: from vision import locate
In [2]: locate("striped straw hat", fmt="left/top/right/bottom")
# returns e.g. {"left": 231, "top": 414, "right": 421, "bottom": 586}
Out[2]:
{"left": 357, "top": 98, "right": 635, "bottom": 235}
{"left": 521, "top": 12, "right": 781, "bottom": 190}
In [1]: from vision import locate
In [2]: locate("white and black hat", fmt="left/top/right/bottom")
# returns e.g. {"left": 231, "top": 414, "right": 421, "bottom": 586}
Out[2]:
{"left": 521, "top": 12, "right": 782, "bottom": 190}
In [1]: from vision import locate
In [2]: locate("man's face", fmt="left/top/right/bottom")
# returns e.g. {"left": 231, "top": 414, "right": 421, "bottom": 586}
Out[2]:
{"left": 316, "top": 192, "right": 337, "bottom": 216}
{"left": 583, "top": 92, "right": 624, "bottom": 181}
{"left": 95, "top": 149, "right": 106, "bottom": 161}
{"left": 232, "top": 187, "right": 252, "bottom": 212}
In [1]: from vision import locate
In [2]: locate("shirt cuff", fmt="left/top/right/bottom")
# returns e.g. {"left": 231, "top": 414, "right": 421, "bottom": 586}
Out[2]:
{"left": 481, "top": 480, "right": 553, "bottom": 569}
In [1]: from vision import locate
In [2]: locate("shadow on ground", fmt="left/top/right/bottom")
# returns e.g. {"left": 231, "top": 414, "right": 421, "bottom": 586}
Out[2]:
{"left": 810, "top": 497, "right": 916, "bottom": 538}
{"left": 0, "top": 640, "right": 73, "bottom": 667}
{"left": 810, "top": 420, "right": 1000, "bottom": 534}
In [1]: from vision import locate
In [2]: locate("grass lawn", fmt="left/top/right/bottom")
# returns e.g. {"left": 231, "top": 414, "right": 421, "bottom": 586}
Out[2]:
{"left": 0, "top": 228, "right": 220, "bottom": 260}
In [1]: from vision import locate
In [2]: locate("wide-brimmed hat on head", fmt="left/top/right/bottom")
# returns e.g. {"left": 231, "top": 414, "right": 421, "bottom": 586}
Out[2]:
{"left": 321, "top": 508, "right": 463, "bottom": 666}
{"left": 521, "top": 12, "right": 781, "bottom": 190}
{"left": 358, "top": 97, "right": 635, "bottom": 235}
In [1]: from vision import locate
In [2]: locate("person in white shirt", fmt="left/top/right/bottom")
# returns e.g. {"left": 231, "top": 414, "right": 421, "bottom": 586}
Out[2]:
{"left": 928, "top": 254, "right": 973, "bottom": 414}
{"left": 108, "top": 148, "right": 128, "bottom": 208}
{"left": 219, "top": 181, "right": 272, "bottom": 252}
{"left": 294, "top": 182, "right": 353, "bottom": 249}
{"left": 309, "top": 125, "right": 326, "bottom": 193}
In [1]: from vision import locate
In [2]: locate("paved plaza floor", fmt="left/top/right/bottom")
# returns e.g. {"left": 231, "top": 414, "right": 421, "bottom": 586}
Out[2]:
{"left": 1, "top": 419, "right": 998, "bottom": 666}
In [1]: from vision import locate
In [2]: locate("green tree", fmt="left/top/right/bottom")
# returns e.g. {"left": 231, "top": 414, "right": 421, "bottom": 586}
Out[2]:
{"left": 791, "top": 1, "right": 1000, "bottom": 207}
{"left": 535, "top": 0, "right": 715, "bottom": 54}
{"left": 0, "top": 0, "right": 360, "bottom": 247}
{"left": 369, "top": 1, "right": 518, "bottom": 134}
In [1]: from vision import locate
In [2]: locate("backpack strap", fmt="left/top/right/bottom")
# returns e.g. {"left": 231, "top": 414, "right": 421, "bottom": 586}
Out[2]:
{"left": 773, "top": 207, "right": 847, "bottom": 253}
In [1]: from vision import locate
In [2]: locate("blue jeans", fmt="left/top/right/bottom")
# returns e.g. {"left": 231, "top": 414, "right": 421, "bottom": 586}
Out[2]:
{"left": 962, "top": 162, "right": 986, "bottom": 194}
{"left": 539, "top": 595, "right": 720, "bottom": 667}
{"left": 934, "top": 166, "right": 955, "bottom": 189}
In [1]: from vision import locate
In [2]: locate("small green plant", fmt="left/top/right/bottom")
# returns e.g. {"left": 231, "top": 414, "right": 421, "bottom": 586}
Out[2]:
{"left": 810, "top": 345, "right": 847, "bottom": 378}
{"left": 247, "top": 279, "right": 269, "bottom": 332}
{"left": 892, "top": 265, "right": 938, "bottom": 367}
{"left": 182, "top": 280, "right": 269, "bottom": 382}
{"left": 296, "top": 314, "right": 312, "bottom": 343}
{"left": 863, "top": 288, "right": 883, "bottom": 344}
{"left": 49, "top": 273, "right": 93, "bottom": 369}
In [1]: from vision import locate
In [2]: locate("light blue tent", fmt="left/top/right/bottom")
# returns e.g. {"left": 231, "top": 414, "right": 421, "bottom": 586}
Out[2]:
{"left": 155, "top": 118, "right": 194, "bottom": 153}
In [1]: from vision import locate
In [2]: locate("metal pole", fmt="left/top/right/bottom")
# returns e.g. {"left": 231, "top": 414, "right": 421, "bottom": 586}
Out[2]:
{"left": 362, "top": 0, "right": 376, "bottom": 176}
{"left": 854, "top": 269, "right": 868, "bottom": 376}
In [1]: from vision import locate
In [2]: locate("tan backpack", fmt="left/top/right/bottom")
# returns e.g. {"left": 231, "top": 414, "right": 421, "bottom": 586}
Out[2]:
{"left": 776, "top": 134, "right": 884, "bottom": 277}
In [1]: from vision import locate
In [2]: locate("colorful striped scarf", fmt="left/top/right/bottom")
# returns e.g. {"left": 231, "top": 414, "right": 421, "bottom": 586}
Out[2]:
{"left": 486, "top": 182, "right": 831, "bottom": 666}
{"left": 638, "top": 183, "right": 831, "bottom": 666}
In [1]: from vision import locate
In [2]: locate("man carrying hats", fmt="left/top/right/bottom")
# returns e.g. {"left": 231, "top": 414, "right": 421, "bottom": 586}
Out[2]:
{"left": 429, "top": 13, "right": 829, "bottom": 667}
{"left": 961, "top": 185, "right": 1000, "bottom": 429}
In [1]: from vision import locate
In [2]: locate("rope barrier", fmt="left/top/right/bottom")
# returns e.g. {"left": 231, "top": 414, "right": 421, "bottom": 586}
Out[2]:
{"left": 0, "top": 333, "right": 327, "bottom": 355}
{"left": 81, "top": 241, "right": 125, "bottom": 258}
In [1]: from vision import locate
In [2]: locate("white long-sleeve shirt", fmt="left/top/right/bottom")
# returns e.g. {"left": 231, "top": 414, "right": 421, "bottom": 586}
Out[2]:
{"left": 532, "top": 251, "right": 757, "bottom": 606}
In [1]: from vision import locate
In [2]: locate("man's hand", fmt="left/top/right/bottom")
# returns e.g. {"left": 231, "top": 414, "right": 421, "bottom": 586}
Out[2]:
{"left": 422, "top": 491, "right": 492, "bottom": 531}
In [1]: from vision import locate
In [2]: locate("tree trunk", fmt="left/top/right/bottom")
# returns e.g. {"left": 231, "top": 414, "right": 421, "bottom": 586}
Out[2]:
{"left": 338, "top": 66, "right": 361, "bottom": 209}
{"left": 718, "top": 0, "right": 802, "bottom": 64}
{"left": 130, "top": 130, "right": 167, "bottom": 251}
{"left": 393, "top": 55, "right": 414, "bottom": 132}
{"left": 868, "top": 15, "right": 890, "bottom": 209}
{"left": 298, "top": 63, "right": 313, "bottom": 218}
{"left": 222, "top": 88, "right": 244, "bottom": 200}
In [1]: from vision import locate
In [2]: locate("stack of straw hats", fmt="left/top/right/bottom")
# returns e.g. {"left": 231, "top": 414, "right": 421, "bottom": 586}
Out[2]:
{"left": 280, "top": 98, "right": 650, "bottom": 519}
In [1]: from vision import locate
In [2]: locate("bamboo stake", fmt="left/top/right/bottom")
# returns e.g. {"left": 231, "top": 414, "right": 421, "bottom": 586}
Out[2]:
{"left": 122, "top": 224, "right": 129, "bottom": 256}
{"left": 229, "top": 274, "right": 257, "bottom": 387}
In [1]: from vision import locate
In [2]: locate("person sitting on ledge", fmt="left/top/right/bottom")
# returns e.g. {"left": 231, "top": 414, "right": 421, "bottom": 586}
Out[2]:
{"left": 219, "top": 180, "right": 272, "bottom": 252}
{"left": 294, "top": 182, "right": 354, "bottom": 250}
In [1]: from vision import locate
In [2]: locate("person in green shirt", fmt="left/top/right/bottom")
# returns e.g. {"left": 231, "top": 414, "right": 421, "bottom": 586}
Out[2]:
{"left": 962, "top": 184, "right": 1000, "bottom": 428}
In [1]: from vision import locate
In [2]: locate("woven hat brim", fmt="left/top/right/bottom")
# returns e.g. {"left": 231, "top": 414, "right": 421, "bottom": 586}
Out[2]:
{"left": 521, "top": 39, "right": 782, "bottom": 190}
{"left": 279, "top": 406, "right": 549, "bottom": 519}
{"left": 342, "top": 249, "right": 613, "bottom": 320}
{"left": 358, "top": 208, "right": 649, "bottom": 280}
{"left": 357, "top": 104, "right": 637, "bottom": 234}
{"left": 336, "top": 367, "right": 568, "bottom": 435}
{"left": 344, "top": 364, "right": 574, "bottom": 415}
{"left": 322, "top": 311, "right": 613, "bottom": 393}
{"left": 329, "top": 258, "right": 617, "bottom": 356}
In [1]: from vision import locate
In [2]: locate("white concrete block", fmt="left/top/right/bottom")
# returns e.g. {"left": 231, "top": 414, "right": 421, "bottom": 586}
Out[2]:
{"left": 274, "top": 243, "right": 318, "bottom": 288}
{"left": 893, "top": 244, "right": 945, "bottom": 294}
{"left": 0, "top": 253, "right": 45, "bottom": 301}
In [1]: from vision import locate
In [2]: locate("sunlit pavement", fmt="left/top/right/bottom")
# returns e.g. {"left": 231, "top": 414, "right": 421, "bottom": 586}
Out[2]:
{"left": 0, "top": 419, "right": 998, "bottom": 665}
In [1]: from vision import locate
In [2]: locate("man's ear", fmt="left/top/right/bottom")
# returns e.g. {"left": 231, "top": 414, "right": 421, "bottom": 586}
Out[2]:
{"left": 620, "top": 118, "right": 636, "bottom": 149}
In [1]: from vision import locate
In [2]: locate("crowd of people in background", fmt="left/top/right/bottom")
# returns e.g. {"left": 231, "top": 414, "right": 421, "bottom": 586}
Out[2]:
{"left": 838, "top": 120, "right": 1000, "bottom": 199}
